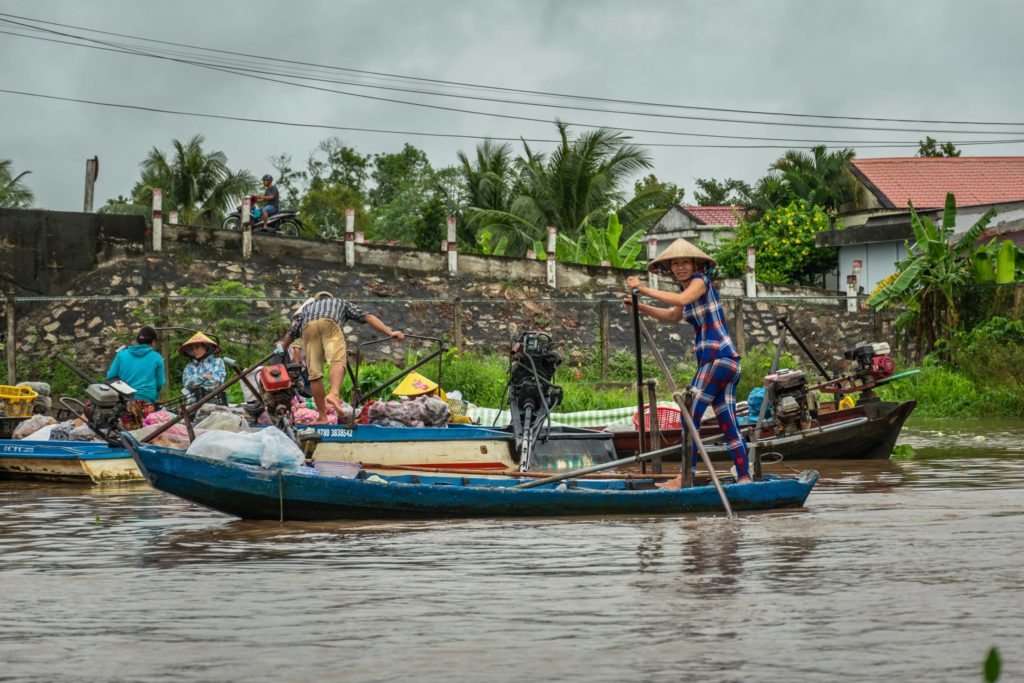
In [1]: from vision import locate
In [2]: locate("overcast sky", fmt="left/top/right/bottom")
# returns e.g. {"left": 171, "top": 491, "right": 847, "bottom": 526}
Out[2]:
{"left": 2, "top": 0, "right": 1024, "bottom": 212}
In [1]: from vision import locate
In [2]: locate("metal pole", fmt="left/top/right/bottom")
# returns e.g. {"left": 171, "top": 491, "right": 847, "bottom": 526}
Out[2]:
{"left": 630, "top": 289, "right": 647, "bottom": 456}
{"left": 777, "top": 316, "right": 831, "bottom": 381}
{"left": 749, "top": 324, "right": 788, "bottom": 480}
{"left": 5, "top": 292, "right": 15, "bottom": 385}
{"left": 646, "top": 379, "right": 662, "bottom": 474}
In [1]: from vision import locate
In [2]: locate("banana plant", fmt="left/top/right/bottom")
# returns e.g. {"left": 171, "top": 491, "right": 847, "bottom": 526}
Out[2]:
{"left": 868, "top": 193, "right": 996, "bottom": 358}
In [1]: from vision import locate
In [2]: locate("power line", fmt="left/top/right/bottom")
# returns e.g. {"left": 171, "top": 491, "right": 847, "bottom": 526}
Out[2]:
{"left": 7, "top": 87, "right": 1020, "bottom": 151}
{"left": 2, "top": 9, "right": 1022, "bottom": 128}
{"left": 4, "top": 22, "right": 1024, "bottom": 146}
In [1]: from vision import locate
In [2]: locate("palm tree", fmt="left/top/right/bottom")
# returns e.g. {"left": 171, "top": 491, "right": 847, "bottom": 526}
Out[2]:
{"left": 0, "top": 159, "right": 34, "bottom": 208}
{"left": 468, "top": 121, "right": 656, "bottom": 256}
{"left": 133, "top": 135, "right": 256, "bottom": 227}
{"left": 867, "top": 193, "right": 996, "bottom": 360}
{"left": 770, "top": 145, "right": 856, "bottom": 212}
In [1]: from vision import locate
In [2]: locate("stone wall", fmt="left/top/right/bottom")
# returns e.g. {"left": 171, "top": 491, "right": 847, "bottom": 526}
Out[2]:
{"left": 3, "top": 211, "right": 897, "bottom": 386}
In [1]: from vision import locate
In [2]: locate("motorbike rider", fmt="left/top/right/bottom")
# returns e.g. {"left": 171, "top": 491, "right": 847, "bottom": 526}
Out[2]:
{"left": 254, "top": 174, "right": 280, "bottom": 231}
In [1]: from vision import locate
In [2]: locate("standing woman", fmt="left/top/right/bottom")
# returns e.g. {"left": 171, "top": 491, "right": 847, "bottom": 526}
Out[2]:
{"left": 625, "top": 238, "right": 750, "bottom": 487}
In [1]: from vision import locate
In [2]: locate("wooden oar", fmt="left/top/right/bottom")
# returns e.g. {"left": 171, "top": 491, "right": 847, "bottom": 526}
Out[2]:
{"left": 634, "top": 316, "right": 734, "bottom": 517}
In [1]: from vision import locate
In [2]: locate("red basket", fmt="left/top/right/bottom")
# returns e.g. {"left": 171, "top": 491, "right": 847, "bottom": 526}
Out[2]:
{"left": 633, "top": 405, "right": 682, "bottom": 431}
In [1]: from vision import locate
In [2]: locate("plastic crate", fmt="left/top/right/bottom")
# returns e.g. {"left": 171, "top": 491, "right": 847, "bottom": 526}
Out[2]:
{"left": 0, "top": 385, "right": 38, "bottom": 418}
{"left": 633, "top": 405, "right": 682, "bottom": 431}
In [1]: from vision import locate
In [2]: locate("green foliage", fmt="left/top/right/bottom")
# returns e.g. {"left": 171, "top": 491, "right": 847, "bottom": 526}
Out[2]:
{"left": 307, "top": 138, "right": 371, "bottom": 195}
{"left": 768, "top": 145, "right": 856, "bottom": 213}
{"left": 917, "top": 136, "right": 962, "bottom": 158}
{"left": 714, "top": 199, "right": 838, "bottom": 284}
{"left": 299, "top": 182, "right": 371, "bottom": 238}
{"left": 693, "top": 177, "right": 750, "bottom": 206}
{"left": 0, "top": 158, "right": 34, "bottom": 208}
{"left": 416, "top": 350, "right": 510, "bottom": 409}
{"left": 465, "top": 121, "right": 656, "bottom": 257}
{"left": 890, "top": 444, "right": 916, "bottom": 460}
{"left": 868, "top": 194, "right": 997, "bottom": 359}
{"left": 984, "top": 647, "right": 1001, "bottom": 682}
{"left": 124, "top": 135, "right": 257, "bottom": 227}
{"left": 555, "top": 213, "right": 644, "bottom": 268}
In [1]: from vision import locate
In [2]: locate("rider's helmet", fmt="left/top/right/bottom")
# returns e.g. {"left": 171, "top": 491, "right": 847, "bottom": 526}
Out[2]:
{"left": 262, "top": 174, "right": 273, "bottom": 182}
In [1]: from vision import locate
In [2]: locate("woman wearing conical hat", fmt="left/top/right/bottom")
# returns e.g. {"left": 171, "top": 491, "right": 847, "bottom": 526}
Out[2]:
{"left": 179, "top": 331, "right": 227, "bottom": 406}
{"left": 625, "top": 238, "right": 750, "bottom": 487}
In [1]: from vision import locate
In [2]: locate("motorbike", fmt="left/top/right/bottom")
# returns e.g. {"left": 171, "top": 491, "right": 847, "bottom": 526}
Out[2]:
{"left": 222, "top": 195, "right": 304, "bottom": 236}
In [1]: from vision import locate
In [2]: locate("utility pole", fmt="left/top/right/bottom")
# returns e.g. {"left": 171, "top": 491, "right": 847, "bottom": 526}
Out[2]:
{"left": 83, "top": 156, "right": 99, "bottom": 212}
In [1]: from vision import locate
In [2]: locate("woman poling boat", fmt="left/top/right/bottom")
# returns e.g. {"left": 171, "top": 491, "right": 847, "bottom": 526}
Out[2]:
{"left": 625, "top": 238, "right": 750, "bottom": 488}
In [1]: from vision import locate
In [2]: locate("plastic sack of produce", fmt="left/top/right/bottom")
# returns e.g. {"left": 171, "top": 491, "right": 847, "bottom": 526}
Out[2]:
{"left": 13, "top": 414, "right": 57, "bottom": 439}
{"left": 128, "top": 422, "right": 192, "bottom": 450}
{"left": 195, "top": 411, "right": 252, "bottom": 433}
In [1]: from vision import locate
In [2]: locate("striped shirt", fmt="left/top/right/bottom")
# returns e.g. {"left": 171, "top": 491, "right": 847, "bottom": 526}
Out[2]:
{"left": 681, "top": 273, "right": 739, "bottom": 365}
{"left": 288, "top": 297, "right": 368, "bottom": 339}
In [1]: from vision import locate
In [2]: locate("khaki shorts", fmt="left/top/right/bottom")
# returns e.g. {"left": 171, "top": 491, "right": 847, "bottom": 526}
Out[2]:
{"left": 301, "top": 318, "right": 347, "bottom": 381}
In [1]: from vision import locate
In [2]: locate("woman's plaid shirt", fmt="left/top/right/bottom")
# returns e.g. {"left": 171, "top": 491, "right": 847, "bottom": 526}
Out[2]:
{"left": 682, "top": 273, "right": 739, "bottom": 365}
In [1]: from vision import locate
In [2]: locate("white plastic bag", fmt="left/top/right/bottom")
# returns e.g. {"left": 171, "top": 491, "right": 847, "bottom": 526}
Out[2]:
{"left": 195, "top": 411, "right": 252, "bottom": 433}
{"left": 186, "top": 427, "right": 304, "bottom": 471}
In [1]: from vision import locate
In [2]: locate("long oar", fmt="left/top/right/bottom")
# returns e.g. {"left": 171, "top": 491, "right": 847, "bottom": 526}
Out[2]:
{"left": 634, "top": 315, "right": 734, "bottom": 517}
{"left": 630, "top": 288, "right": 648, "bottom": 456}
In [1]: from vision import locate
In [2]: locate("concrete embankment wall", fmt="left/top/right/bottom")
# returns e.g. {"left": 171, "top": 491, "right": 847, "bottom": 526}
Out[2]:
{"left": 1, "top": 211, "right": 895, "bottom": 384}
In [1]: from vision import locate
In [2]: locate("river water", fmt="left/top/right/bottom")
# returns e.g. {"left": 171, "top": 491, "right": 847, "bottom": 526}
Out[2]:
{"left": 1, "top": 418, "right": 1022, "bottom": 682}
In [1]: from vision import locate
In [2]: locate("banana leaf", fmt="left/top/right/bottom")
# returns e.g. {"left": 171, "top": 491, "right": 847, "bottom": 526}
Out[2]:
{"left": 996, "top": 239, "right": 1017, "bottom": 284}
{"left": 973, "top": 251, "right": 995, "bottom": 283}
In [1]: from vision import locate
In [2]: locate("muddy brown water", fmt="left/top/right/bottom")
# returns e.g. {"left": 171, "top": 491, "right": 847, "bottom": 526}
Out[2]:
{"left": 1, "top": 418, "right": 1022, "bottom": 682}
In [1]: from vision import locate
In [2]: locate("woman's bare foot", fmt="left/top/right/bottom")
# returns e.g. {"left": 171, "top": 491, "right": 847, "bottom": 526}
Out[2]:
{"left": 656, "top": 476, "right": 683, "bottom": 490}
{"left": 736, "top": 476, "right": 752, "bottom": 484}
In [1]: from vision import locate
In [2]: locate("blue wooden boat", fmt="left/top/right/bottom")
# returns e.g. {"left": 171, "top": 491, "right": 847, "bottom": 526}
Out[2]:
{"left": 0, "top": 439, "right": 142, "bottom": 482}
{"left": 128, "top": 439, "right": 819, "bottom": 520}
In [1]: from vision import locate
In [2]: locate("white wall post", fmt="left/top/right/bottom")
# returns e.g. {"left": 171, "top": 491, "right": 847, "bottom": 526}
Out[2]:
{"left": 847, "top": 259, "right": 862, "bottom": 313}
{"left": 647, "top": 237, "right": 659, "bottom": 290}
{"left": 447, "top": 216, "right": 458, "bottom": 276}
{"left": 745, "top": 247, "right": 757, "bottom": 298}
{"left": 546, "top": 225, "right": 557, "bottom": 289}
{"left": 241, "top": 196, "right": 252, "bottom": 259}
{"left": 169, "top": 210, "right": 179, "bottom": 225}
{"left": 151, "top": 188, "right": 162, "bottom": 252}
{"left": 344, "top": 208, "right": 355, "bottom": 267}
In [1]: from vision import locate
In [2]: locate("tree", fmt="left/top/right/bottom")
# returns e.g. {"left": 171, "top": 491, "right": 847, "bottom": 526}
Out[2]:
{"left": 369, "top": 144, "right": 432, "bottom": 209}
{"left": 468, "top": 120, "right": 655, "bottom": 256}
{"left": 917, "top": 136, "right": 962, "bottom": 158}
{"left": 693, "top": 177, "right": 750, "bottom": 206}
{"left": 714, "top": 199, "right": 838, "bottom": 286}
{"left": 268, "top": 153, "right": 307, "bottom": 207}
{"left": 633, "top": 174, "right": 685, "bottom": 206}
{"left": 124, "top": 135, "right": 256, "bottom": 227}
{"left": 458, "top": 139, "right": 516, "bottom": 213}
{"left": 307, "top": 138, "right": 371, "bottom": 194}
{"left": 768, "top": 145, "right": 856, "bottom": 212}
{"left": 299, "top": 183, "right": 371, "bottom": 238}
{"left": 867, "top": 193, "right": 996, "bottom": 360}
{"left": 0, "top": 159, "right": 34, "bottom": 208}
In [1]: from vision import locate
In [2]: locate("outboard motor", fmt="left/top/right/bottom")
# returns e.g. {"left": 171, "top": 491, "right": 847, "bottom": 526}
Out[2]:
{"left": 507, "top": 332, "right": 563, "bottom": 471}
{"left": 256, "top": 358, "right": 305, "bottom": 434}
{"left": 765, "top": 369, "right": 818, "bottom": 435}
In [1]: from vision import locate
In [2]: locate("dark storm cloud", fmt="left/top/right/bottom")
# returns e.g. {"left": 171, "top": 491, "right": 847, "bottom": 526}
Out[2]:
{"left": 1, "top": 0, "right": 1023, "bottom": 211}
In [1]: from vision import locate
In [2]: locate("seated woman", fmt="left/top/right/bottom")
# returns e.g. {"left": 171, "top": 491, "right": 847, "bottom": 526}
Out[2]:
{"left": 179, "top": 332, "right": 227, "bottom": 406}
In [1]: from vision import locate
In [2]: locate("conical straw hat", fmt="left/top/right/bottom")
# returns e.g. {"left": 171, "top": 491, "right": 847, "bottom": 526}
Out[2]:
{"left": 392, "top": 372, "right": 439, "bottom": 397}
{"left": 178, "top": 331, "right": 220, "bottom": 356}
{"left": 647, "top": 238, "right": 716, "bottom": 274}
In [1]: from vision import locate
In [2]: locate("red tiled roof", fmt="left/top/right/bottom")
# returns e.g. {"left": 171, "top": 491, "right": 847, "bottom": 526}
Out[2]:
{"left": 850, "top": 157, "right": 1024, "bottom": 209}
{"left": 679, "top": 205, "right": 743, "bottom": 227}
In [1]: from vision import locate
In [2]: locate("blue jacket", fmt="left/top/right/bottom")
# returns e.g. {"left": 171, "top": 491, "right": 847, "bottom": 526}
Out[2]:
{"left": 107, "top": 344, "right": 166, "bottom": 403}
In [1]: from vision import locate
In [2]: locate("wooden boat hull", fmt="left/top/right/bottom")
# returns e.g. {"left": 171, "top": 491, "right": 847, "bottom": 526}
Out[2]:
{"left": 305, "top": 423, "right": 617, "bottom": 472}
{"left": 611, "top": 400, "right": 916, "bottom": 461}
{"left": 130, "top": 442, "right": 818, "bottom": 521}
{"left": 0, "top": 440, "right": 143, "bottom": 483}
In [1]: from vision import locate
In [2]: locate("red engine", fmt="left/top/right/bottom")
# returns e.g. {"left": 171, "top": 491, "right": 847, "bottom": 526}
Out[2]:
{"left": 870, "top": 354, "right": 895, "bottom": 380}
{"left": 259, "top": 365, "right": 292, "bottom": 392}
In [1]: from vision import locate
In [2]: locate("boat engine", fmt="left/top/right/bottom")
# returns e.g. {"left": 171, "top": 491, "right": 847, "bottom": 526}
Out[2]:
{"left": 257, "top": 361, "right": 304, "bottom": 427}
{"left": 765, "top": 369, "right": 818, "bottom": 435}
{"left": 507, "top": 331, "right": 564, "bottom": 471}
{"left": 843, "top": 342, "right": 895, "bottom": 384}
{"left": 76, "top": 379, "right": 136, "bottom": 441}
